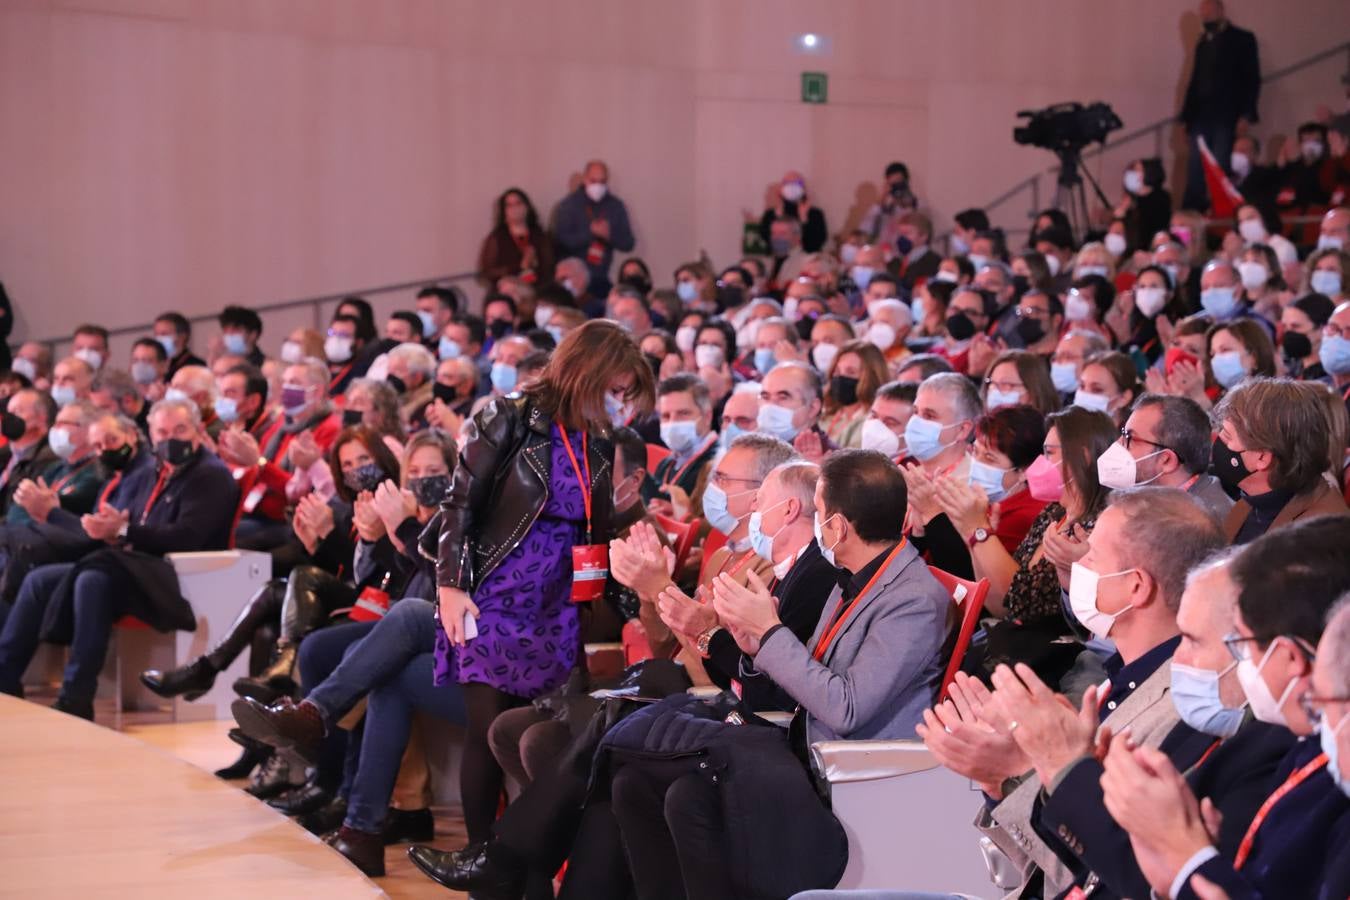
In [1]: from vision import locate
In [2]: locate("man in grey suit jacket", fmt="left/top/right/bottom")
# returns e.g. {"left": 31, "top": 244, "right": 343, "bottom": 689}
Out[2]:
{"left": 717, "top": 448, "right": 953, "bottom": 741}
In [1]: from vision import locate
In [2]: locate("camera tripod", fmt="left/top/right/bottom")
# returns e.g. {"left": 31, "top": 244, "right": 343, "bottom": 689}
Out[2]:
{"left": 1051, "top": 147, "right": 1112, "bottom": 240}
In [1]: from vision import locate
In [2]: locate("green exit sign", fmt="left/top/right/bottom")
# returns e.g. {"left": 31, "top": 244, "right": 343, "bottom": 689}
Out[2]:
{"left": 801, "top": 71, "right": 828, "bottom": 104}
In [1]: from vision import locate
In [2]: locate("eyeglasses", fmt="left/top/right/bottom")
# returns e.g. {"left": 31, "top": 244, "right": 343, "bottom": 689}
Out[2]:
{"left": 1015, "top": 307, "right": 1049, "bottom": 320}
{"left": 984, "top": 379, "right": 1024, "bottom": 393}
{"left": 1119, "top": 428, "right": 1171, "bottom": 454}
{"left": 1222, "top": 632, "right": 1263, "bottom": 663}
{"left": 1299, "top": 692, "right": 1350, "bottom": 729}
{"left": 711, "top": 472, "right": 762, "bottom": 490}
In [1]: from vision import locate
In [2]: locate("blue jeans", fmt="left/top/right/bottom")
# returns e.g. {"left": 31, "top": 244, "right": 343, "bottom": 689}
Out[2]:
{"left": 0, "top": 562, "right": 124, "bottom": 705}
{"left": 344, "top": 650, "right": 465, "bottom": 831}
{"left": 305, "top": 598, "right": 437, "bottom": 722}
{"left": 298, "top": 620, "right": 377, "bottom": 795}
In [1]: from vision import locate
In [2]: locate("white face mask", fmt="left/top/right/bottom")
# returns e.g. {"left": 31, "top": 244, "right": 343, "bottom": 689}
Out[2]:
{"left": 1096, "top": 440, "right": 1165, "bottom": 491}
{"left": 811, "top": 342, "right": 839, "bottom": 374}
{"left": 675, "top": 327, "right": 698, "bottom": 353}
{"left": 280, "top": 340, "right": 304, "bottom": 364}
{"left": 757, "top": 403, "right": 801, "bottom": 442}
{"left": 860, "top": 417, "right": 901, "bottom": 458}
{"left": 324, "top": 335, "right": 353, "bottom": 363}
{"left": 1073, "top": 389, "right": 1112, "bottom": 414}
{"left": 694, "top": 344, "right": 725, "bottom": 370}
{"left": 73, "top": 348, "right": 103, "bottom": 370}
{"left": 1236, "top": 638, "right": 1300, "bottom": 727}
{"left": 866, "top": 322, "right": 897, "bottom": 351}
{"left": 1104, "top": 232, "right": 1128, "bottom": 257}
{"left": 1123, "top": 169, "right": 1144, "bottom": 194}
{"left": 1134, "top": 286, "right": 1168, "bottom": 318}
{"left": 584, "top": 182, "right": 608, "bottom": 203}
{"left": 781, "top": 182, "right": 805, "bottom": 203}
{"left": 1230, "top": 151, "right": 1252, "bottom": 179}
{"left": 1237, "top": 217, "right": 1266, "bottom": 243}
{"left": 1068, "top": 562, "right": 1137, "bottom": 640}
{"left": 813, "top": 511, "right": 841, "bottom": 567}
{"left": 1044, "top": 253, "right": 1062, "bottom": 277}
{"left": 1236, "top": 261, "right": 1268, "bottom": 290}
{"left": 1064, "top": 290, "right": 1093, "bottom": 322}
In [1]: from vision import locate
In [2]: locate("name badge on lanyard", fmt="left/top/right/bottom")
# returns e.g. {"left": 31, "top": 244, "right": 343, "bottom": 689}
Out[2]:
{"left": 558, "top": 420, "right": 608, "bottom": 602}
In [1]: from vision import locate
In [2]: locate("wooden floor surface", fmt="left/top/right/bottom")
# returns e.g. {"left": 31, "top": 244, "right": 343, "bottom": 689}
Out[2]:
{"left": 1, "top": 695, "right": 471, "bottom": 899}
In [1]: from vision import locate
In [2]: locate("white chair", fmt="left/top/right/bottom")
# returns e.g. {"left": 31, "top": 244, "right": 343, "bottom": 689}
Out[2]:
{"left": 810, "top": 740, "right": 993, "bottom": 896}
{"left": 109, "top": 550, "right": 272, "bottom": 723}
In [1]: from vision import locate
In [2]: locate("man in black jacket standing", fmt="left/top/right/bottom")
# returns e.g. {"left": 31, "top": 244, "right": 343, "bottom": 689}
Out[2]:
{"left": 0, "top": 397, "right": 237, "bottom": 720}
{"left": 1180, "top": 0, "right": 1260, "bottom": 211}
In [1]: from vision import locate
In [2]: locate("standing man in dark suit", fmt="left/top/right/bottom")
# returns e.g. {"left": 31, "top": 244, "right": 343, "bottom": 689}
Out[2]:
{"left": 1180, "top": 0, "right": 1260, "bottom": 211}
{"left": 553, "top": 159, "right": 635, "bottom": 299}
{"left": 0, "top": 397, "right": 238, "bottom": 719}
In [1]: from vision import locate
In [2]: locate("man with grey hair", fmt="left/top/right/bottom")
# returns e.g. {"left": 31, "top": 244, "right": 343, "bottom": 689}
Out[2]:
{"left": 1315, "top": 594, "right": 1350, "bottom": 790}
{"left": 744, "top": 316, "right": 799, "bottom": 378}
{"left": 90, "top": 368, "right": 150, "bottom": 434}
{"left": 1199, "top": 257, "right": 1274, "bottom": 334}
{"left": 1097, "top": 393, "right": 1234, "bottom": 518}
{"left": 903, "top": 372, "right": 980, "bottom": 483}
{"left": 168, "top": 364, "right": 222, "bottom": 438}
{"left": 757, "top": 361, "right": 834, "bottom": 460}
{"left": 7, "top": 399, "right": 103, "bottom": 526}
{"left": 1052, "top": 328, "right": 1111, "bottom": 396}
{"left": 0, "top": 395, "right": 237, "bottom": 720}
{"left": 386, "top": 341, "right": 436, "bottom": 428}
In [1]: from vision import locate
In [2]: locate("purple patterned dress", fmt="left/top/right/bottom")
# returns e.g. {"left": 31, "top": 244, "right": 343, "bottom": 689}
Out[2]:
{"left": 432, "top": 424, "right": 584, "bottom": 698}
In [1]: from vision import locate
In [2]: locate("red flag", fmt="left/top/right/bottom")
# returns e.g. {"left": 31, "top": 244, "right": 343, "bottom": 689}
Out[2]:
{"left": 1196, "top": 135, "right": 1245, "bottom": 218}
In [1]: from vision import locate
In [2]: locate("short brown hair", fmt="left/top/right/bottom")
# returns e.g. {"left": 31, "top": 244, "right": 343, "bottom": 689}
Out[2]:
{"left": 824, "top": 340, "right": 890, "bottom": 414}
{"left": 525, "top": 319, "right": 655, "bottom": 434}
{"left": 986, "top": 350, "right": 1060, "bottom": 418}
{"left": 1206, "top": 319, "right": 1276, "bottom": 380}
{"left": 330, "top": 425, "right": 402, "bottom": 503}
{"left": 820, "top": 449, "right": 908, "bottom": 543}
{"left": 1216, "top": 377, "right": 1333, "bottom": 494}
{"left": 1084, "top": 351, "right": 1141, "bottom": 408}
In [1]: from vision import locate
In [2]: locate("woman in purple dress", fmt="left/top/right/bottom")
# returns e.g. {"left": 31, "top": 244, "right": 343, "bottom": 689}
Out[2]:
{"left": 431, "top": 319, "right": 654, "bottom": 846}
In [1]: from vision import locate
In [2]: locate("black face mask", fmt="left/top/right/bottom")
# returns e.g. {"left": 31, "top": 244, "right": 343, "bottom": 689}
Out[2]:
{"left": 829, "top": 375, "right": 860, "bottom": 407}
{"left": 946, "top": 313, "right": 978, "bottom": 342}
{"left": 343, "top": 462, "right": 387, "bottom": 493}
{"left": 620, "top": 273, "right": 652, "bottom": 296}
{"left": 895, "top": 235, "right": 914, "bottom": 256}
{"left": 1280, "top": 330, "right": 1313, "bottom": 360}
{"left": 716, "top": 285, "right": 744, "bottom": 312}
{"left": 155, "top": 438, "right": 195, "bottom": 467}
{"left": 1210, "top": 436, "right": 1252, "bottom": 490}
{"left": 99, "top": 443, "right": 134, "bottom": 472}
{"left": 342, "top": 408, "right": 363, "bottom": 428}
{"left": 1011, "top": 274, "right": 1030, "bottom": 296}
{"left": 409, "top": 474, "right": 451, "bottom": 508}
{"left": 432, "top": 381, "right": 459, "bottom": 405}
{"left": 488, "top": 319, "right": 513, "bottom": 339}
{"left": 0, "top": 411, "right": 25, "bottom": 442}
{"left": 386, "top": 375, "right": 407, "bottom": 396}
{"left": 794, "top": 315, "right": 817, "bottom": 342}
{"left": 1016, "top": 317, "right": 1046, "bottom": 345}
{"left": 645, "top": 354, "right": 663, "bottom": 377}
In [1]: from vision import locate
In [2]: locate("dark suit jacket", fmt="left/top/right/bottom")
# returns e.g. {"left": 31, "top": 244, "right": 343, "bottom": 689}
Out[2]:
{"left": 894, "top": 247, "right": 942, "bottom": 292}
{"left": 0, "top": 438, "right": 59, "bottom": 518}
{"left": 1177, "top": 739, "right": 1350, "bottom": 900}
{"left": 1181, "top": 22, "right": 1260, "bottom": 126}
{"left": 703, "top": 541, "right": 836, "bottom": 713}
{"left": 1038, "top": 719, "right": 1296, "bottom": 899}
{"left": 1223, "top": 478, "right": 1349, "bottom": 543}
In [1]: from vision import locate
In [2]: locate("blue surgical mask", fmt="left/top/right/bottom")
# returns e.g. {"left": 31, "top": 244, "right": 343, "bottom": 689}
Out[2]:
{"left": 756, "top": 403, "right": 799, "bottom": 442}
{"left": 131, "top": 362, "right": 159, "bottom": 386}
{"left": 660, "top": 420, "right": 700, "bottom": 455}
{"left": 753, "top": 347, "right": 776, "bottom": 375}
{"left": 222, "top": 333, "right": 249, "bottom": 356}
{"left": 438, "top": 336, "right": 461, "bottom": 360}
{"left": 910, "top": 297, "right": 925, "bottom": 324}
{"left": 156, "top": 335, "right": 178, "bottom": 357}
{"left": 1075, "top": 265, "right": 1109, "bottom": 279}
{"left": 1311, "top": 270, "right": 1343, "bottom": 297}
{"left": 719, "top": 422, "right": 745, "bottom": 452}
{"left": 50, "top": 384, "right": 77, "bottom": 408}
{"left": 813, "top": 511, "right": 841, "bottom": 567}
{"left": 1321, "top": 714, "right": 1349, "bottom": 795}
{"left": 417, "top": 310, "right": 437, "bottom": 338}
{"left": 702, "top": 483, "right": 744, "bottom": 536}
{"left": 903, "top": 415, "right": 957, "bottom": 462}
{"left": 1210, "top": 350, "right": 1249, "bottom": 389}
{"left": 604, "top": 392, "right": 628, "bottom": 428}
{"left": 676, "top": 282, "right": 699, "bottom": 303}
{"left": 1200, "top": 287, "right": 1240, "bottom": 320}
{"left": 1073, "top": 389, "right": 1111, "bottom": 414}
{"left": 490, "top": 362, "right": 517, "bottom": 393}
{"left": 850, "top": 266, "right": 875, "bottom": 291}
{"left": 1319, "top": 334, "right": 1350, "bottom": 375}
{"left": 967, "top": 457, "right": 1010, "bottom": 502}
{"left": 1171, "top": 661, "right": 1245, "bottom": 739}
{"left": 1050, "top": 361, "right": 1079, "bottom": 394}
{"left": 748, "top": 499, "right": 788, "bottom": 563}
{"left": 985, "top": 387, "right": 1022, "bottom": 411}
{"left": 214, "top": 396, "right": 239, "bottom": 424}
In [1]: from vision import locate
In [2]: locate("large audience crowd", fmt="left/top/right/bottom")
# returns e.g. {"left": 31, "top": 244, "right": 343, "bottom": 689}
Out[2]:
{"left": 4, "top": 19, "right": 1350, "bottom": 896}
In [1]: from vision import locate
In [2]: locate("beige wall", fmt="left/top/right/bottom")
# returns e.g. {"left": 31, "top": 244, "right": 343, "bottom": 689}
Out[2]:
{"left": 1, "top": 0, "right": 1345, "bottom": 358}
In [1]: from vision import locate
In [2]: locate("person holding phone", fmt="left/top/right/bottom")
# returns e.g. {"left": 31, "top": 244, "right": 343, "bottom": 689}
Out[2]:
{"left": 431, "top": 319, "right": 654, "bottom": 849}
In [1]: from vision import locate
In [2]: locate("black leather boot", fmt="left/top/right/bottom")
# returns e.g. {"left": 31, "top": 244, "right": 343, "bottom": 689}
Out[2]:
{"left": 140, "top": 656, "right": 218, "bottom": 701}
{"left": 407, "top": 841, "right": 525, "bottom": 898}
{"left": 233, "top": 566, "right": 336, "bottom": 699}
{"left": 381, "top": 807, "right": 435, "bottom": 845}
{"left": 298, "top": 796, "right": 348, "bottom": 836}
{"left": 214, "top": 743, "right": 269, "bottom": 780}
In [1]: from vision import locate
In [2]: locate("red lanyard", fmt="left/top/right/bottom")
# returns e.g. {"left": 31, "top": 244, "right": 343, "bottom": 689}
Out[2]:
{"left": 49, "top": 456, "right": 94, "bottom": 494}
{"left": 97, "top": 473, "right": 122, "bottom": 506}
{"left": 812, "top": 540, "right": 906, "bottom": 661}
{"left": 139, "top": 466, "right": 172, "bottom": 526}
{"left": 328, "top": 364, "right": 353, "bottom": 394}
{"left": 1234, "top": 752, "right": 1328, "bottom": 869}
{"left": 556, "top": 421, "right": 593, "bottom": 537}
{"left": 663, "top": 433, "right": 715, "bottom": 487}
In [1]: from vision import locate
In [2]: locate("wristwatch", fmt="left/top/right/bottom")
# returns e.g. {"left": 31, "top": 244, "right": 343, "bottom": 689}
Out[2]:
{"left": 696, "top": 625, "right": 724, "bottom": 658}
{"left": 968, "top": 527, "right": 991, "bottom": 548}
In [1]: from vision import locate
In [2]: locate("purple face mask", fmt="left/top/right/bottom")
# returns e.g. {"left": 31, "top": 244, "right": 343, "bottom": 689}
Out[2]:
{"left": 280, "top": 384, "right": 309, "bottom": 413}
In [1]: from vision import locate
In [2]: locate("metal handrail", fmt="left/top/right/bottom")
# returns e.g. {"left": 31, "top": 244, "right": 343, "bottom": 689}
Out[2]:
{"left": 20, "top": 270, "right": 481, "bottom": 352}
{"left": 981, "top": 39, "right": 1350, "bottom": 225}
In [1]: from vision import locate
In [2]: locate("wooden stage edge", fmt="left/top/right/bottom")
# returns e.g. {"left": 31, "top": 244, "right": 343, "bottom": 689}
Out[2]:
{"left": 0, "top": 694, "right": 386, "bottom": 899}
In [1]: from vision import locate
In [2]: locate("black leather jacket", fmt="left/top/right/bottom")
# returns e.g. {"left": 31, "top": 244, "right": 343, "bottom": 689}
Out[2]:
{"left": 424, "top": 394, "right": 616, "bottom": 592}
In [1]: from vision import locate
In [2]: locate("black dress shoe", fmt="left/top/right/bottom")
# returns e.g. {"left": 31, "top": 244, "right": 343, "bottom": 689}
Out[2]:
{"left": 298, "top": 796, "right": 347, "bottom": 836}
{"left": 244, "top": 749, "right": 300, "bottom": 800}
{"left": 381, "top": 807, "right": 434, "bottom": 845}
{"left": 268, "top": 781, "right": 331, "bottom": 816}
{"left": 407, "top": 841, "right": 524, "bottom": 898}
{"left": 231, "top": 696, "right": 324, "bottom": 765}
{"left": 228, "top": 727, "right": 270, "bottom": 754}
{"left": 215, "top": 743, "right": 269, "bottom": 780}
{"left": 232, "top": 674, "right": 297, "bottom": 705}
{"left": 52, "top": 696, "right": 94, "bottom": 721}
{"left": 140, "top": 657, "right": 217, "bottom": 701}
{"left": 324, "top": 826, "right": 385, "bottom": 878}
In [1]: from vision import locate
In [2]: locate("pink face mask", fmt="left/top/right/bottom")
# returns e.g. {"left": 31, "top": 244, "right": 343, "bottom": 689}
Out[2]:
{"left": 1025, "top": 454, "right": 1066, "bottom": 502}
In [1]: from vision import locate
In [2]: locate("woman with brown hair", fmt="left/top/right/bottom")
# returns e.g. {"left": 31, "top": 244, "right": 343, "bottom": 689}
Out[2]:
{"left": 820, "top": 339, "right": 889, "bottom": 448}
{"left": 1206, "top": 318, "right": 1277, "bottom": 395}
{"left": 427, "top": 319, "right": 654, "bottom": 849}
{"left": 1075, "top": 350, "right": 1141, "bottom": 426}
{"left": 982, "top": 349, "right": 1061, "bottom": 417}
{"left": 477, "top": 187, "right": 553, "bottom": 287}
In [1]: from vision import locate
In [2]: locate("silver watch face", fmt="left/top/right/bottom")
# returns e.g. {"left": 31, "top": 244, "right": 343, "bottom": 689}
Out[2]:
{"left": 974, "top": 528, "right": 988, "bottom": 541}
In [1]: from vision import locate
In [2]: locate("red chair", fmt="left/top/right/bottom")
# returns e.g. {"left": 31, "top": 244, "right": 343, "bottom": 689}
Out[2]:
{"left": 645, "top": 443, "right": 671, "bottom": 473}
{"left": 697, "top": 528, "right": 729, "bottom": 584}
{"left": 928, "top": 566, "right": 989, "bottom": 703}
{"left": 652, "top": 512, "right": 699, "bottom": 575}
{"left": 621, "top": 619, "right": 655, "bottom": 666}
